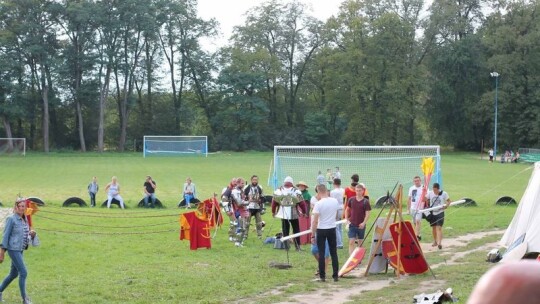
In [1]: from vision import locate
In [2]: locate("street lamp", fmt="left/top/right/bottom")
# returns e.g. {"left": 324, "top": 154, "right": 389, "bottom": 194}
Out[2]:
{"left": 490, "top": 72, "right": 500, "bottom": 161}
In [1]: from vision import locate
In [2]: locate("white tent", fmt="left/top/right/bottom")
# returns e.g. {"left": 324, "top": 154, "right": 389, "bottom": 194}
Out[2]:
{"left": 500, "top": 162, "right": 540, "bottom": 253}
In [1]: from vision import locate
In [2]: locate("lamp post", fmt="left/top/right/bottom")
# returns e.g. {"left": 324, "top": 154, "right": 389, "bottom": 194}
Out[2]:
{"left": 490, "top": 72, "right": 499, "bottom": 161}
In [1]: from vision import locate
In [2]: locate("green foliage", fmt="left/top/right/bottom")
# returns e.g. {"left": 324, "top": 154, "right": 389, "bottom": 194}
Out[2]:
{"left": 0, "top": 0, "right": 539, "bottom": 151}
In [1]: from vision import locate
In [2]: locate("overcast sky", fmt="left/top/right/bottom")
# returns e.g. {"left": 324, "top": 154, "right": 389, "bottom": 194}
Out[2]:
{"left": 197, "top": 0, "right": 344, "bottom": 51}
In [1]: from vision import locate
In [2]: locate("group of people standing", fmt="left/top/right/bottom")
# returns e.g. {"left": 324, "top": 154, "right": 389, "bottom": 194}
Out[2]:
{"left": 266, "top": 173, "right": 371, "bottom": 282}
{"left": 86, "top": 176, "right": 197, "bottom": 209}
{"left": 220, "top": 176, "right": 265, "bottom": 247}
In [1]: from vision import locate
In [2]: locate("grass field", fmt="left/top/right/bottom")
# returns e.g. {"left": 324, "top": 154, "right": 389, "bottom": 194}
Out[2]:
{"left": 0, "top": 152, "right": 533, "bottom": 303}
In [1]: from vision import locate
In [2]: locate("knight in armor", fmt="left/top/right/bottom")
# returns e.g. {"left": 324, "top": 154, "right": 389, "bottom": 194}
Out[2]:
{"left": 232, "top": 177, "right": 249, "bottom": 247}
{"left": 271, "top": 176, "right": 307, "bottom": 251}
{"left": 221, "top": 178, "right": 238, "bottom": 242}
{"left": 243, "top": 175, "right": 264, "bottom": 239}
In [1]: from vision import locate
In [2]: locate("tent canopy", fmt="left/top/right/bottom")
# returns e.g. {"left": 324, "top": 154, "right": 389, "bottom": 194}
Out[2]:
{"left": 500, "top": 162, "right": 540, "bottom": 253}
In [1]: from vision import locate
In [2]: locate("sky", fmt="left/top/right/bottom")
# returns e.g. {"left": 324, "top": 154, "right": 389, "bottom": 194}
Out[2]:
{"left": 197, "top": 0, "right": 344, "bottom": 51}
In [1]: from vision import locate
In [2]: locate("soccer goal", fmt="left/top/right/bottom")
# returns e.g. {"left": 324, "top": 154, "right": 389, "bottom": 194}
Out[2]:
{"left": 0, "top": 138, "right": 26, "bottom": 156}
{"left": 271, "top": 146, "right": 441, "bottom": 200}
{"left": 143, "top": 136, "right": 208, "bottom": 157}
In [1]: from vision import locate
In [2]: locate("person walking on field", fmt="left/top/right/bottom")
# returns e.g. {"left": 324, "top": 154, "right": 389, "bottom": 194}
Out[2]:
{"left": 88, "top": 176, "right": 99, "bottom": 207}
{"left": 311, "top": 184, "right": 341, "bottom": 282}
{"left": 105, "top": 176, "right": 125, "bottom": 209}
{"left": 345, "top": 184, "right": 371, "bottom": 255}
{"left": 407, "top": 176, "right": 423, "bottom": 241}
{"left": 424, "top": 183, "right": 451, "bottom": 249}
{"left": 0, "top": 199, "right": 37, "bottom": 304}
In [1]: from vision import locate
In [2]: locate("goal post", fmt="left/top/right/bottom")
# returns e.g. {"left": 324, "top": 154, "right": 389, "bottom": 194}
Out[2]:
{"left": 271, "top": 146, "right": 441, "bottom": 200}
{"left": 0, "top": 138, "right": 26, "bottom": 156}
{"left": 143, "top": 136, "right": 208, "bottom": 157}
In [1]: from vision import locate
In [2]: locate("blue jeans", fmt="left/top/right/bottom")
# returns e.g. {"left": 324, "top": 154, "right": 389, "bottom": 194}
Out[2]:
{"left": 336, "top": 223, "right": 343, "bottom": 247}
{"left": 89, "top": 192, "right": 96, "bottom": 207}
{"left": 0, "top": 250, "right": 27, "bottom": 300}
{"left": 144, "top": 193, "right": 156, "bottom": 208}
{"left": 184, "top": 194, "right": 194, "bottom": 205}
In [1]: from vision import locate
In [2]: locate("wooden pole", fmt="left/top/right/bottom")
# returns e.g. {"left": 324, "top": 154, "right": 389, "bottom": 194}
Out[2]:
{"left": 395, "top": 186, "right": 403, "bottom": 278}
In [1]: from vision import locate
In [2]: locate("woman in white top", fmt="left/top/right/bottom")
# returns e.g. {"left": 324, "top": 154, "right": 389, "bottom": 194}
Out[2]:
{"left": 105, "top": 176, "right": 125, "bottom": 209}
{"left": 183, "top": 177, "right": 197, "bottom": 208}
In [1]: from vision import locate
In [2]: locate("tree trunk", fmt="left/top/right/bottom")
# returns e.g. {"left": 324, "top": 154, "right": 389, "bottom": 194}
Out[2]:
{"left": 1, "top": 116, "right": 14, "bottom": 151}
{"left": 40, "top": 65, "right": 49, "bottom": 153}
{"left": 98, "top": 64, "right": 112, "bottom": 152}
{"left": 76, "top": 99, "right": 86, "bottom": 152}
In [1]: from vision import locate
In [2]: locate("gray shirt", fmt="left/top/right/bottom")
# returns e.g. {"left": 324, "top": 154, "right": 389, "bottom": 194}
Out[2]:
{"left": 88, "top": 182, "right": 99, "bottom": 194}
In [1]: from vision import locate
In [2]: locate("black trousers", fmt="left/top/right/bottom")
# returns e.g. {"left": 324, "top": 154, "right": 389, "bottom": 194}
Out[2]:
{"left": 281, "top": 219, "right": 300, "bottom": 248}
{"left": 317, "top": 227, "right": 339, "bottom": 280}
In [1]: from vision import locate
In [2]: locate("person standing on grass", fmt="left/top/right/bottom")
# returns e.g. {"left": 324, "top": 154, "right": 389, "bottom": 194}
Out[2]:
{"left": 330, "top": 178, "right": 345, "bottom": 249}
{"left": 311, "top": 184, "right": 340, "bottom": 282}
{"left": 143, "top": 176, "right": 157, "bottom": 208}
{"left": 105, "top": 176, "right": 125, "bottom": 209}
{"left": 424, "top": 183, "right": 451, "bottom": 249}
{"left": 325, "top": 169, "right": 333, "bottom": 187}
{"left": 243, "top": 175, "right": 264, "bottom": 239}
{"left": 183, "top": 177, "right": 197, "bottom": 208}
{"left": 309, "top": 193, "right": 330, "bottom": 277}
{"left": 221, "top": 178, "right": 238, "bottom": 242}
{"left": 0, "top": 199, "right": 37, "bottom": 304}
{"left": 407, "top": 176, "right": 424, "bottom": 241}
{"left": 488, "top": 148, "right": 494, "bottom": 162}
{"left": 316, "top": 171, "right": 325, "bottom": 186}
{"left": 344, "top": 174, "right": 359, "bottom": 201}
{"left": 346, "top": 183, "right": 371, "bottom": 255}
{"left": 271, "top": 176, "right": 307, "bottom": 251}
{"left": 87, "top": 176, "right": 99, "bottom": 207}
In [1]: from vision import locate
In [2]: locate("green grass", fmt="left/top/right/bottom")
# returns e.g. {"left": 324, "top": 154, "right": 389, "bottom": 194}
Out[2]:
{"left": 0, "top": 152, "right": 533, "bottom": 303}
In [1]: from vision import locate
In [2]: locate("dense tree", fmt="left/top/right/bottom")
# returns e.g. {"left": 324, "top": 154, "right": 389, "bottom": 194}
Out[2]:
{"left": 0, "top": 0, "right": 538, "bottom": 152}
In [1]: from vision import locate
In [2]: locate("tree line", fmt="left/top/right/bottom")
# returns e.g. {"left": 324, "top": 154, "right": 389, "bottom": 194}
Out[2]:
{"left": 0, "top": 0, "right": 538, "bottom": 152}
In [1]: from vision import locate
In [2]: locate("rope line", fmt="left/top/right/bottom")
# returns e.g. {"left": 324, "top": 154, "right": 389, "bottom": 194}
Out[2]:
{"left": 37, "top": 209, "right": 180, "bottom": 219}
{"left": 38, "top": 227, "right": 178, "bottom": 235}
{"left": 37, "top": 214, "right": 178, "bottom": 229}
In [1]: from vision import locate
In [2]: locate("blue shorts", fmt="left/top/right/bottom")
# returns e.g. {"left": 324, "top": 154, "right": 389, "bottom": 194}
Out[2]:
{"left": 311, "top": 239, "right": 330, "bottom": 258}
{"left": 348, "top": 225, "right": 366, "bottom": 240}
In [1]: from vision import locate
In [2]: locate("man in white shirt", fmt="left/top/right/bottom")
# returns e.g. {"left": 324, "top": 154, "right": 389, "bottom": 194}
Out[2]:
{"left": 329, "top": 179, "right": 345, "bottom": 249}
{"left": 311, "top": 184, "right": 340, "bottom": 282}
{"left": 407, "top": 176, "right": 423, "bottom": 241}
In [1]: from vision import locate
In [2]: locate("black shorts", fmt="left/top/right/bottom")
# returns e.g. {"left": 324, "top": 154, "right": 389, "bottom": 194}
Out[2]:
{"left": 489, "top": 156, "right": 494, "bottom": 161}
{"left": 429, "top": 212, "right": 445, "bottom": 227}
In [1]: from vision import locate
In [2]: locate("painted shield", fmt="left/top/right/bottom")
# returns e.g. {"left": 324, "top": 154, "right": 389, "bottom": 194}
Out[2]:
{"left": 338, "top": 247, "right": 366, "bottom": 277}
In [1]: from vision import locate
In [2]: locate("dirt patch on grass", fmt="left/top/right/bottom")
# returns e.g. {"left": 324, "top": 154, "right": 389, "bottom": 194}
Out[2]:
{"left": 267, "top": 229, "right": 504, "bottom": 304}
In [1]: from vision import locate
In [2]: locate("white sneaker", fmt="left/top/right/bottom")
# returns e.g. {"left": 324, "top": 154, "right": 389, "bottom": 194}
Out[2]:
{"left": 235, "top": 242, "right": 243, "bottom": 247}
{"left": 23, "top": 296, "right": 32, "bottom": 304}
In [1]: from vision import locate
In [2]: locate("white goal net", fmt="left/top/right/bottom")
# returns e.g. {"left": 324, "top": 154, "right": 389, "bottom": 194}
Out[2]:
{"left": 0, "top": 138, "right": 26, "bottom": 156}
{"left": 143, "top": 136, "right": 208, "bottom": 157}
{"left": 271, "top": 146, "right": 441, "bottom": 201}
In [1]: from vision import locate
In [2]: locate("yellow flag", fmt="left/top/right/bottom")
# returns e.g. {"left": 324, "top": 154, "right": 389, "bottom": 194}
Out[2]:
{"left": 420, "top": 157, "right": 435, "bottom": 176}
